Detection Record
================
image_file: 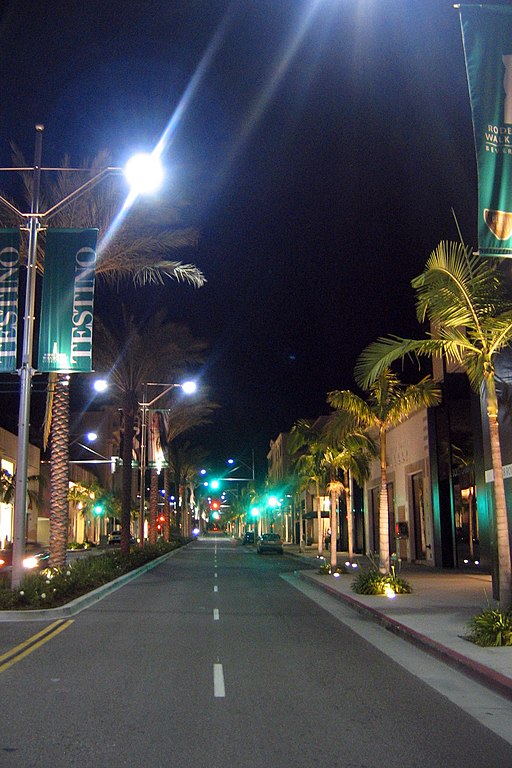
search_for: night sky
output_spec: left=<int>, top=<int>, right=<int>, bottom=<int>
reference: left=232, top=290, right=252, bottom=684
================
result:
left=0, top=0, right=504, bottom=475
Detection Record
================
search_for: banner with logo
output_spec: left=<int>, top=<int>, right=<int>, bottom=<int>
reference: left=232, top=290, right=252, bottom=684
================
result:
left=459, top=5, right=512, bottom=257
left=0, top=229, right=20, bottom=372
left=147, top=409, right=171, bottom=469
left=38, top=228, right=98, bottom=372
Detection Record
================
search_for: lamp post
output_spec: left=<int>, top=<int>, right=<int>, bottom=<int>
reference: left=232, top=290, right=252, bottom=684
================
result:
left=227, top=452, right=255, bottom=481
left=0, top=125, right=163, bottom=586
left=138, top=380, right=196, bottom=546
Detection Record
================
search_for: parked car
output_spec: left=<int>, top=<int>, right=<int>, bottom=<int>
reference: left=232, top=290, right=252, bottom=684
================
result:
left=257, top=533, right=283, bottom=555
left=242, top=531, right=255, bottom=545
left=108, top=531, right=136, bottom=546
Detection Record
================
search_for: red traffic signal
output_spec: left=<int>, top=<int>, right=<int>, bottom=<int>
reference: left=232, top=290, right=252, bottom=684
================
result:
left=211, top=500, right=220, bottom=510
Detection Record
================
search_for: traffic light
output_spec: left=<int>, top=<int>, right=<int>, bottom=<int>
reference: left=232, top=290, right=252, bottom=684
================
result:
left=93, top=503, right=104, bottom=516
left=210, top=479, right=220, bottom=490
left=211, top=500, right=220, bottom=511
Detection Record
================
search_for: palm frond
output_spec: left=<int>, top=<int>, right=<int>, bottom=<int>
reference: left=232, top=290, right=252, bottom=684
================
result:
left=326, top=389, right=375, bottom=427
left=354, top=336, right=446, bottom=389
left=412, top=240, right=502, bottom=333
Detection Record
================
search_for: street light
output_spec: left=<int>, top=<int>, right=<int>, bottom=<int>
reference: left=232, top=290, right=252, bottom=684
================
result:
left=138, top=380, right=197, bottom=545
left=227, top=453, right=255, bottom=481
left=0, top=125, right=163, bottom=586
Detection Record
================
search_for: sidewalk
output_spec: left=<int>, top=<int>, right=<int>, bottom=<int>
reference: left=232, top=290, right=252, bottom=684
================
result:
left=282, top=544, right=512, bottom=702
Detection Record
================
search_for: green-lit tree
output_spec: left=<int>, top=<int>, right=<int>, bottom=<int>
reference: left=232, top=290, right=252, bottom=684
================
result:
left=328, top=370, right=441, bottom=574
left=289, top=419, right=327, bottom=556
left=355, top=241, right=512, bottom=605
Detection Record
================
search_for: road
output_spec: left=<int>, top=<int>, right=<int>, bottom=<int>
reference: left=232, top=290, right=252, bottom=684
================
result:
left=1, top=535, right=511, bottom=767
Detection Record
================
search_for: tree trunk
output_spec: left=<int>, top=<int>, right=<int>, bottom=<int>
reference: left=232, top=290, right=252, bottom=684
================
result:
left=163, top=468, right=171, bottom=541
left=316, top=480, right=323, bottom=556
left=299, top=497, right=305, bottom=552
left=379, top=427, right=390, bottom=574
left=330, top=486, right=337, bottom=570
left=49, top=374, right=70, bottom=569
left=121, top=393, right=137, bottom=554
left=347, top=470, right=354, bottom=561
left=149, top=469, right=158, bottom=544
left=181, top=484, right=188, bottom=536
left=485, top=375, right=512, bottom=607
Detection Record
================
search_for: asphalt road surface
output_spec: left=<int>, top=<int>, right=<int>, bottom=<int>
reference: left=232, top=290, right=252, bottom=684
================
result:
left=1, top=534, right=511, bottom=767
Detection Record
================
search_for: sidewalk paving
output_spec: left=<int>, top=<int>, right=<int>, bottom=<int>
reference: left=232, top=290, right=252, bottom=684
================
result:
left=282, top=544, right=512, bottom=702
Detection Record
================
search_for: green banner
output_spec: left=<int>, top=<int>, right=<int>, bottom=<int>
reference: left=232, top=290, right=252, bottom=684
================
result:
left=38, top=228, right=98, bottom=372
left=459, top=5, right=512, bottom=257
left=0, top=229, right=20, bottom=372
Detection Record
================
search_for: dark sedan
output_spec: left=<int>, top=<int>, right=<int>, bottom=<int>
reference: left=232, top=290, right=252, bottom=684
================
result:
left=256, top=533, right=283, bottom=555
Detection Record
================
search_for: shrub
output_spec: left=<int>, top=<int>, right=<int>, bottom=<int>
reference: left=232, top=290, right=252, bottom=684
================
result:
left=466, top=608, right=512, bottom=647
left=351, top=569, right=412, bottom=596
left=0, top=538, right=184, bottom=611
left=318, top=561, right=343, bottom=576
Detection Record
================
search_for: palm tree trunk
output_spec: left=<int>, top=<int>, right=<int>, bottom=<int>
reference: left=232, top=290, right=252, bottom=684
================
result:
left=347, top=470, right=354, bottom=561
left=163, top=467, right=171, bottom=541
left=330, top=485, right=337, bottom=570
left=485, top=375, right=512, bottom=607
left=316, top=480, right=323, bottom=556
left=49, top=374, right=70, bottom=569
left=121, top=394, right=137, bottom=554
left=299, top=496, right=305, bottom=552
left=379, top=427, right=390, bottom=574
left=149, top=469, right=158, bottom=544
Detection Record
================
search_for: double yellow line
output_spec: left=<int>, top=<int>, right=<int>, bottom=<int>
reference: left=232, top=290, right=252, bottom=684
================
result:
left=0, top=619, right=74, bottom=674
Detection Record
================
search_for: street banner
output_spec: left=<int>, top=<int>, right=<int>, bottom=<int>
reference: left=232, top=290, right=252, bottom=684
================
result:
left=38, top=228, right=98, bottom=372
left=147, top=409, right=171, bottom=469
left=459, top=4, right=512, bottom=257
left=0, top=229, right=20, bottom=372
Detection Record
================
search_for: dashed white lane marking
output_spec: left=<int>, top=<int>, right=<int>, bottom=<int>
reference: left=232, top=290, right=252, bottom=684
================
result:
left=213, top=608, right=220, bottom=620
left=213, top=663, right=225, bottom=697
left=214, top=572, right=218, bottom=578
left=214, top=585, right=218, bottom=592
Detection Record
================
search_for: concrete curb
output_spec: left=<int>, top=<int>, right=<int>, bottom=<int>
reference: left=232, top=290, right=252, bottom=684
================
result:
left=298, top=570, right=512, bottom=703
left=0, top=546, right=185, bottom=623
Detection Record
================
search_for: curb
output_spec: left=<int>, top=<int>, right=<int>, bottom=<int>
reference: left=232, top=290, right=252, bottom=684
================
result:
left=0, top=546, right=185, bottom=623
left=298, top=570, right=512, bottom=703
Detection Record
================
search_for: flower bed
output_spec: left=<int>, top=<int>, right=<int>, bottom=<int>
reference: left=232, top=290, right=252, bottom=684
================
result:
left=0, top=539, right=187, bottom=610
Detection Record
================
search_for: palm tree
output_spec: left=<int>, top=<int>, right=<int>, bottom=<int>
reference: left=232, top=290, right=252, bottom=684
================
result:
left=28, top=150, right=206, bottom=567
left=355, top=241, right=512, bottom=605
left=289, top=419, right=327, bottom=557
left=155, top=396, right=218, bottom=541
left=0, top=469, right=40, bottom=547
left=166, top=441, right=207, bottom=536
left=93, top=309, right=207, bottom=553
left=321, top=418, right=377, bottom=565
left=328, top=369, right=441, bottom=574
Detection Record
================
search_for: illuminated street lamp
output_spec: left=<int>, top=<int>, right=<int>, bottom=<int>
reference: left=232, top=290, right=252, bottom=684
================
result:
left=0, top=125, right=164, bottom=586
left=226, top=453, right=255, bottom=481
left=138, top=380, right=197, bottom=545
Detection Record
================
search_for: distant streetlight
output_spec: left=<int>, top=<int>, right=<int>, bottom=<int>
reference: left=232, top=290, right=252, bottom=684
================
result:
left=226, top=452, right=255, bottom=481
left=0, top=125, right=164, bottom=586
left=138, top=380, right=197, bottom=545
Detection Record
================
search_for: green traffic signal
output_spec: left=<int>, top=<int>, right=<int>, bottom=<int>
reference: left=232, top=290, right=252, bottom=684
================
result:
left=94, top=504, right=104, bottom=516
left=210, top=479, right=220, bottom=490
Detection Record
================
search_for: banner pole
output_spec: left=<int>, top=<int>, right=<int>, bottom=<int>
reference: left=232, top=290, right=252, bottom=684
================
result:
left=12, top=125, right=44, bottom=588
